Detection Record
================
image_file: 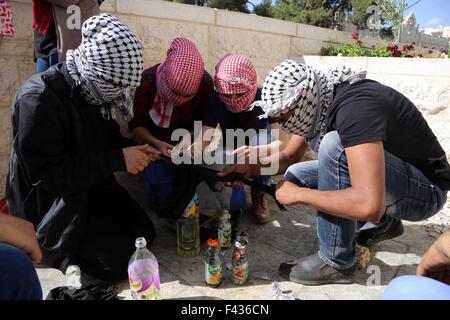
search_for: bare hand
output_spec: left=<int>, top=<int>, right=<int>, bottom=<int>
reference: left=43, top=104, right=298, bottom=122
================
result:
left=171, top=138, right=191, bottom=158
left=0, top=214, right=42, bottom=264
left=232, top=146, right=257, bottom=164
left=154, top=140, right=174, bottom=158
left=417, top=232, right=450, bottom=285
left=123, top=145, right=159, bottom=174
left=275, top=180, right=301, bottom=206
left=218, top=164, right=254, bottom=188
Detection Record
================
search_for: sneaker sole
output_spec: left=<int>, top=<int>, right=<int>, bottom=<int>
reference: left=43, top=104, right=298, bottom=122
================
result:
left=289, top=274, right=354, bottom=286
left=280, top=264, right=355, bottom=286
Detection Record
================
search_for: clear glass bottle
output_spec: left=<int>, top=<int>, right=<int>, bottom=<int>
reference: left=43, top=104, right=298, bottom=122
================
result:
left=177, top=194, right=200, bottom=257
left=128, top=237, right=161, bottom=300
left=205, top=238, right=223, bottom=287
left=217, top=209, right=232, bottom=250
left=231, top=231, right=249, bottom=285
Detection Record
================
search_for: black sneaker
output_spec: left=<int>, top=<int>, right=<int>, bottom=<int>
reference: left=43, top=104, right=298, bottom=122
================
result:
left=279, top=253, right=355, bottom=286
left=357, top=215, right=404, bottom=247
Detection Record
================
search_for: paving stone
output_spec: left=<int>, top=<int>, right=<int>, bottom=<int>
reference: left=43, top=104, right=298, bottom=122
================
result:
left=392, top=221, right=437, bottom=251
left=393, top=246, right=424, bottom=279
left=35, top=266, right=67, bottom=299
left=36, top=172, right=439, bottom=300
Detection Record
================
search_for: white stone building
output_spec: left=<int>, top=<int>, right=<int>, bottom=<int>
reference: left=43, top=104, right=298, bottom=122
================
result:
left=400, top=12, right=449, bottom=51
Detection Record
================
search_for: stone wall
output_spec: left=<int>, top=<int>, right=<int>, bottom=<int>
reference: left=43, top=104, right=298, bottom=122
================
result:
left=0, top=0, right=449, bottom=197
left=0, top=1, right=35, bottom=198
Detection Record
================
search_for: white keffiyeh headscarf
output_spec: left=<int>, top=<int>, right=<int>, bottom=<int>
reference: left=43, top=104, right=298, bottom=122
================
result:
left=251, top=60, right=367, bottom=151
left=66, top=13, right=144, bottom=120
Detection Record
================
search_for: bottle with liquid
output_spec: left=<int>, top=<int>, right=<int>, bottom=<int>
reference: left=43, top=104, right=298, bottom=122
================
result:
left=205, top=238, right=223, bottom=287
left=177, top=194, right=200, bottom=257
left=128, top=237, right=161, bottom=300
left=217, top=209, right=232, bottom=250
left=231, top=231, right=249, bottom=285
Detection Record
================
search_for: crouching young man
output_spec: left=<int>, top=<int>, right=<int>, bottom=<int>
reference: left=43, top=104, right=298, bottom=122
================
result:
left=6, top=14, right=160, bottom=282
left=220, top=60, right=450, bottom=285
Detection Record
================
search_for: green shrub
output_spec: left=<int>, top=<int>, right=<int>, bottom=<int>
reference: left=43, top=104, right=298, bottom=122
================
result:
left=320, top=32, right=444, bottom=58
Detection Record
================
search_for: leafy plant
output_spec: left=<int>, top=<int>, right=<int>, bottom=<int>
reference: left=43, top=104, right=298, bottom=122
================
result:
left=320, top=32, right=440, bottom=58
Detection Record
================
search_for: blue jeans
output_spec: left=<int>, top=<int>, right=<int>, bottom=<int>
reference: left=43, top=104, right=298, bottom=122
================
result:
left=35, top=53, right=59, bottom=73
left=143, top=159, right=246, bottom=211
left=285, top=131, right=447, bottom=269
left=382, top=276, right=450, bottom=300
left=0, top=243, right=43, bottom=300
left=143, top=129, right=272, bottom=211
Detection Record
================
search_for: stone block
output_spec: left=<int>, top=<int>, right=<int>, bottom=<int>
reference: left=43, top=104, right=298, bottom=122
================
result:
left=0, top=57, right=20, bottom=106
left=0, top=153, right=8, bottom=198
left=117, top=0, right=215, bottom=25
left=208, top=26, right=291, bottom=71
left=10, top=1, right=33, bottom=41
left=302, top=55, right=369, bottom=72
left=291, top=37, right=328, bottom=56
left=0, top=105, right=11, bottom=154
left=17, top=56, right=35, bottom=84
left=118, top=15, right=209, bottom=65
left=100, top=0, right=115, bottom=12
left=0, top=38, right=33, bottom=57
left=297, top=24, right=351, bottom=45
left=216, top=10, right=297, bottom=36
left=367, top=57, right=450, bottom=78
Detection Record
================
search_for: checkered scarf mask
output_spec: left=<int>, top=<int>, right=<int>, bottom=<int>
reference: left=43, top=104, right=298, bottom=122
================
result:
left=252, top=60, right=366, bottom=150
left=66, top=13, right=144, bottom=120
left=150, top=38, right=204, bottom=128
left=214, top=54, right=257, bottom=113
left=0, top=0, right=15, bottom=36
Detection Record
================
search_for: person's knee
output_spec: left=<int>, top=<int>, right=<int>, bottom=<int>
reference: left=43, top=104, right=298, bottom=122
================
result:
left=0, top=244, right=34, bottom=276
left=318, top=132, right=343, bottom=161
left=381, top=275, right=450, bottom=300
left=0, top=244, right=43, bottom=300
left=284, top=161, right=318, bottom=187
left=284, top=164, right=304, bottom=184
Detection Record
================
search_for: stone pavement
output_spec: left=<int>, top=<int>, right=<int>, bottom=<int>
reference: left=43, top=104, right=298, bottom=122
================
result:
left=36, top=172, right=450, bottom=300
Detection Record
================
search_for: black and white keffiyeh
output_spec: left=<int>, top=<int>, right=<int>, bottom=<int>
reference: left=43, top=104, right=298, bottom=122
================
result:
left=66, top=13, right=144, bottom=119
left=251, top=60, right=366, bottom=151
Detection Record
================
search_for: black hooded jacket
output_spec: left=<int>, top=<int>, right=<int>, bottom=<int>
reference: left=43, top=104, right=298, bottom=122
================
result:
left=6, top=63, right=139, bottom=271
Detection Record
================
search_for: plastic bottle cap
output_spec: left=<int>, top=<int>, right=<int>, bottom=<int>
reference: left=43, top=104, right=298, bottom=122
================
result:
left=135, top=237, right=147, bottom=248
left=207, top=238, right=219, bottom=247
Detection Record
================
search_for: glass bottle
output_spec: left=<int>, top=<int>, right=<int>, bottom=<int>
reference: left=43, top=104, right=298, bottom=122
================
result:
left=177, top=194, right=200, bottom=257
left=128, top=237, right=161, bottom=300
left=231, top=231, right=249, bottom=285
left=205, top=238, right=223, bottom=287
left=217, top=209, right=232, bottom=250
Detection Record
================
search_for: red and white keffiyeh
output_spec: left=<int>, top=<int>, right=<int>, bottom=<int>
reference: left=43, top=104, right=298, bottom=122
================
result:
left=0, top=0, right=15, bottom=37
left=150, top=37, right=204, bottom=128
left=214, top=54, right=257, bottom=113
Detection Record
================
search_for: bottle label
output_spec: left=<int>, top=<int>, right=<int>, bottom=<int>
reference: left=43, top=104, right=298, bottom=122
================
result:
left=232, top=262, right=249, bottom=285
left=218, top=227, right=232, bottom=249
left=205, top=262, right=222, bottom=285
left=128, top=258, right=161, bottom=300
left=183, top=195, right=200, bottom=218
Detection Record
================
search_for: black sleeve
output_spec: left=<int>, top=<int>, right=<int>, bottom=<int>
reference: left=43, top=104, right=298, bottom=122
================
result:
left=335, top=96, right=388, bottom=148
left=202, top=92, right=220, bottom=129
left=108, top=120, right=137, bottom=149
left=17, top=93, right=126, bottom=197
left=194, top=72, right=214, bottom=121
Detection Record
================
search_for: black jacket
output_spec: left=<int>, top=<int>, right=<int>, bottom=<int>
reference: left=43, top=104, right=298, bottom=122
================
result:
left=6, top=64, right=135, bottom=270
